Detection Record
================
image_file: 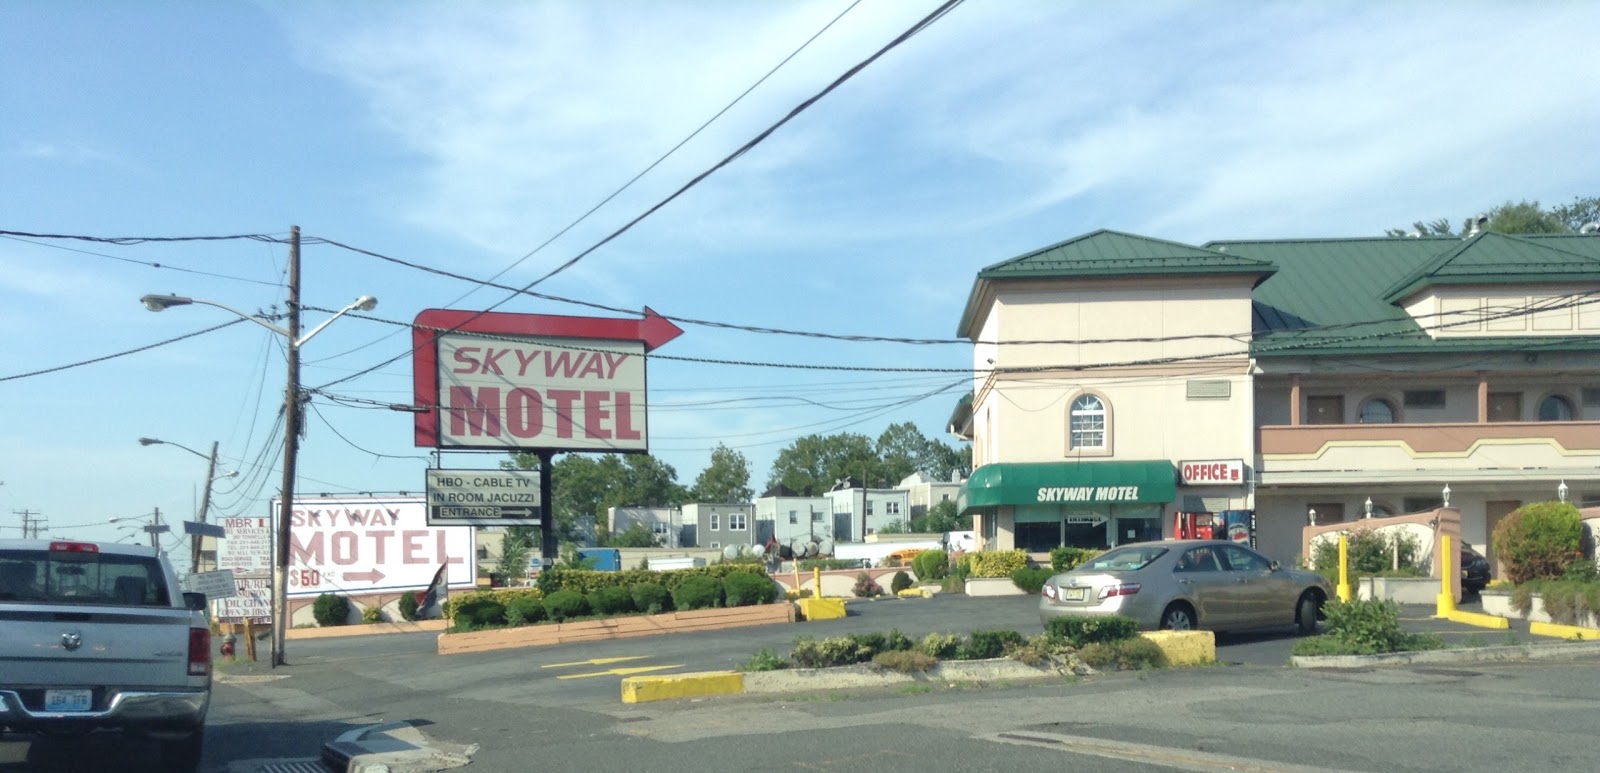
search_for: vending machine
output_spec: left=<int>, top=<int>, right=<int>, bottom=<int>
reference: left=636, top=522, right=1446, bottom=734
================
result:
left=1174, top=510, right=1255, bottom=546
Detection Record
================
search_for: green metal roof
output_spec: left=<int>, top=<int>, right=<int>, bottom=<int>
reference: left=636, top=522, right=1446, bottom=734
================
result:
left=1207, top=234, right=1600, bottom=357
left=1380, top=232, right=1600, bottom=303
left=958, top=230, right=1277, bottom=336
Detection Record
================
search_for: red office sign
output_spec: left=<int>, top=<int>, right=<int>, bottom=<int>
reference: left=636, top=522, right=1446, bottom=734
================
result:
left=412, top=308, right=681, bottom=452
left=1178, top=459, right=1245, bottom=486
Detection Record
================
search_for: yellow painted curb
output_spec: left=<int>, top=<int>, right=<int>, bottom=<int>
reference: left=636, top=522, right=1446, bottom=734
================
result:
left=1530, top=621, right=1600, bottom=640
left=1443, top=610, right=1511, bottom=630
left=895, top=588, right=931, bottom=599
left=1139, top=630, right=1215, bottom=666
left=621, top=671, right=744, bottom=704
left=797, top=597, right=847, bottom=621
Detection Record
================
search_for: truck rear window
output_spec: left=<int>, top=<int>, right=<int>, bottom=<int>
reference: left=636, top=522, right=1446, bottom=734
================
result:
left=0, top=549, right=171, bottom=607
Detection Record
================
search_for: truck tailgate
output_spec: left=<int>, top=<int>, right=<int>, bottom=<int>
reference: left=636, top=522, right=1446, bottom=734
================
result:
left=0, top=603, right=204, bottom=689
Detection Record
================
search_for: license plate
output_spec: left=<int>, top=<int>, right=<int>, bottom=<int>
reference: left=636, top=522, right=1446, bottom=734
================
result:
left=44, top=689, right=93, bottom=712
left=1063, top=587, right=1087, bottom=601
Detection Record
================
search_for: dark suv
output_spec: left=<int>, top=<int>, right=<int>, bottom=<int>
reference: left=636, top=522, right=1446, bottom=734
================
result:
left=1461, top=545, right=1491, bottom=594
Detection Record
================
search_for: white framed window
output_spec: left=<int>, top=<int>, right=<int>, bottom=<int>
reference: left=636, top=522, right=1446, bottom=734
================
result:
left=1069, top=394, right=1107, bottom=449
left=866, top=501, right=874, bottom=515
left=710, top=513, right=720, bottom=531
left=788, top=510, right=797, bottom=524
left=887, top=502, right=900, bottom=515
left=710, top=542, right=720, bottom=550
left=812, top=510, right=824, bottom=522
left=729, top=513, right=747, bottom=531
left=651, top=522, right=669, bottom=536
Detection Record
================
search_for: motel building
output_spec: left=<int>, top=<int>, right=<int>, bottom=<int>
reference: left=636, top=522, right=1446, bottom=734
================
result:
left=951, top=228, right=1600, bottom=572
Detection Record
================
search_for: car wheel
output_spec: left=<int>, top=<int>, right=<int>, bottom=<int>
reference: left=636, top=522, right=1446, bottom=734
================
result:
left=1160, top=603, right=1196, bottom=631
left=1296, top=592, right=1321, bottom=636
left=159, top=730, right=204, bottom=773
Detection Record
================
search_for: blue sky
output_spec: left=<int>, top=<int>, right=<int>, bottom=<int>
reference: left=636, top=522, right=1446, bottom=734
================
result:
left=3, top=1, right=1598, bottom=559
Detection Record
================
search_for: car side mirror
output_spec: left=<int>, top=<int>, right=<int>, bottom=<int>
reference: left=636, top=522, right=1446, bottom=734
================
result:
left=1269, top=561, right=1281, bottom=572
left=183, top=592, right=207, bottom=611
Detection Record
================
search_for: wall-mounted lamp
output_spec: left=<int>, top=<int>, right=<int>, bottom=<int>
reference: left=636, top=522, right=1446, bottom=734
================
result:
left=1558, top=480, right=1569, bottom=503
left=1307, top=508, right=1317, bottom=526
left=1364, top=497, right=1374, bottom=518
left=1441, top=484, right=1451, bottom=509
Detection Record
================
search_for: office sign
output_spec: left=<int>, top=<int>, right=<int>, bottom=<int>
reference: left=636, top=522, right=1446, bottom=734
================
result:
left=425, top=468, right=542, bottom=526
left=1178, top=459, right=1245, bottom=486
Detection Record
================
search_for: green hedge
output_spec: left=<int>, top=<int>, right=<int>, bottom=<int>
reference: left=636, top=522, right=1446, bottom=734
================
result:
left=1049, top=546, right=1101, bottom=572
left=724, top=572, right=779, bottom=607
left=1010, top=567, right=1053, bottom=594
left=536, top=565, right=769, bottom=595
left=673, top=575, right=725, bottom=610
left=912, top=549, right=948, bottom=580
left=1046, top=615, right=1139, bottom=647
left=1493, top=501, right=1585, bottom=583
left=963, top=550, right=1030, bottom=578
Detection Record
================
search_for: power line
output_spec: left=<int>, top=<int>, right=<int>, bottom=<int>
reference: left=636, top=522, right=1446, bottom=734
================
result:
left=0, top=229, right=287, bottom=246
left=0, top=234, right=284, bottom=287
left=0, top=318, right=248, bottom=382
left=306, top=0, right=968, bottom=390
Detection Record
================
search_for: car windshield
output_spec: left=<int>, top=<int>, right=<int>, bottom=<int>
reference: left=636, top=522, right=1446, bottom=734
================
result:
left=1080, top=545, right=1168, bottom=572
left=0, top=548, right=171, bottom=607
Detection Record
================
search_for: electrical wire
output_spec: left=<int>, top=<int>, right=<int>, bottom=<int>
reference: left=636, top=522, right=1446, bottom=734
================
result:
left=307, top=0, right=968, bottom=391
left=0, top=319, right=248, bottom=382
left=0, top=234, right=284, bottom=287
left=0, top=229, right=287, bottom=245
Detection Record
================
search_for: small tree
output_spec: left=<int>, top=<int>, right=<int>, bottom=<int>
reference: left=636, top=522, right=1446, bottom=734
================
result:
left=1493, top=501, right=1584, bottom=583
left=312, top=593, right=351, bottom=627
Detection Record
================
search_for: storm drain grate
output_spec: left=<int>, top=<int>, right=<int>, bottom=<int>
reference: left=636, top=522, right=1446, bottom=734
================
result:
left=255, top=760, right=331, bottom=773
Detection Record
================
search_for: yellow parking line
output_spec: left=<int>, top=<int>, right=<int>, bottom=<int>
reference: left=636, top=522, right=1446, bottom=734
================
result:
left=543, top=656, right=649, bottom=669
left=558, top=664, right=684, bottom=680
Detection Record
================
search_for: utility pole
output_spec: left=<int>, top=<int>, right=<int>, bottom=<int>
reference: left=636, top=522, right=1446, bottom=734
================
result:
left=192, top=441, right=220, bottom=573
left=150, top=507, right=162, bottom=549
left=272, top=226, right=303, bottom=668
left=15, top=509, right=43, bottom=539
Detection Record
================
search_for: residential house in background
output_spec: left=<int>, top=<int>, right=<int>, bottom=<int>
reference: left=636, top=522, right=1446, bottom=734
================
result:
left=822, top=478, right=912, bottom=540
left=607, top=505, right=684, bottom=548
left=954, top=228, right=1600, bottom=575
left=899, top=471, right=965, bottom=521
left=682, top=502, right=758, bottom=550
left=756, top=485, right=833, bottom=552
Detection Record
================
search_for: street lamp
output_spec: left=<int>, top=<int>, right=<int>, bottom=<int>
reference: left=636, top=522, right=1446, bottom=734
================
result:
left=1558, top=480, right=1569, bottom=503
left=139, top=437, right=237, bottom=573
left=141, top=227, right=375, bottom=667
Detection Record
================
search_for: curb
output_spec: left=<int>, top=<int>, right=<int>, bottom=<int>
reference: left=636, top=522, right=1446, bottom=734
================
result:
left=619, top=659, right=1060, bottom=704
left=321, top=721, right=475, bottom=773
left=1291, top=639, right=1600, bottom=669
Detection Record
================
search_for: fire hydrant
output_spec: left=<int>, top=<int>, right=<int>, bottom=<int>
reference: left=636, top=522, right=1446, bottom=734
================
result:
left=220, top=635, right=236, bottom=662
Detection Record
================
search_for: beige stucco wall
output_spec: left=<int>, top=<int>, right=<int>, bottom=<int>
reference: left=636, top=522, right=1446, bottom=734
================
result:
left=1403, top=283, right=1600, bottom=338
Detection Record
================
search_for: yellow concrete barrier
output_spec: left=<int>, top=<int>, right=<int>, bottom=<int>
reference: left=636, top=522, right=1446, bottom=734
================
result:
left=895, top=588, right=931, bottom=599
left=797, top=597, right=847, bottom=621
left=621, top=671, right=744, bottom=704
left=1139, top=630, right=1215, bottom=666
left=1444, top=610, right=1510, bottom=630
left=1530, top=621, right=1600, bottom=640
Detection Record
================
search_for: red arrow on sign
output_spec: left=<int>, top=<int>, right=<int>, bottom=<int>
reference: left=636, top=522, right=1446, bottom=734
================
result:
left=410, top=307, right=684, bottom=447
left=343, top=569, right=386, bottom=584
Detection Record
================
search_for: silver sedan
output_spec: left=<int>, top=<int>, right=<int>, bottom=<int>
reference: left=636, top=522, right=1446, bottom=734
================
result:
left=1038, top=540, right=1332, bottom=634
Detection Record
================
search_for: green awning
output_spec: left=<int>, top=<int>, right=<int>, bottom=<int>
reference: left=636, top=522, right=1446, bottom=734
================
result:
left=959, top=461, right=1176, bottom=514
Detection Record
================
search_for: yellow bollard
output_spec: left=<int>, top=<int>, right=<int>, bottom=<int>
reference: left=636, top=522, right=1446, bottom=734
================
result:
left=1336, top=534, right=1352, bottom=602
left=1436, top=534, right=1457, bottom=616
left=813, top=567, right=822, bottom=599
left=793, top=564, right=802, bottom=597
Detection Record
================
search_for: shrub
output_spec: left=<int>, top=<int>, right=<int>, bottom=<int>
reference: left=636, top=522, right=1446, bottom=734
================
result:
left=912, top=549, right=948, bottom=581
left=587, top=586, right=635, bottom=616
left=917, top=632, right=960, bottom=659
left=1518, top=578, right=1600, bottom=626
left=506, top=595, right=546, bottom=626
left=890, top=571, right=914, bottom=595
left=1320, top=598, right=1408, bottom=654
left=454, top=598, right=506, bottom=628
left=852, top=572, right=884, bottom=598
left=1309, top=528, right=1424, bottom=580
left=799, top=558, right=864, bottom=571
left=956, top=629, right=1024, bottom=660
left=1046, top=615, right=1140, bottom=647
left=673, top=575, right=725, bottom=611
left=538, top=565, right=770, bottom=595
left=873, top=650, right=937, bottom=674
left=724, top=572, right=778, bottom=607
left=1049, top=546, right=1101, bottom=572
left=398, top=591, right=419, bottom=621
left=312, top=594, right=351, bottom=627
left=542, top=590, right=591, bottom=622
left=1006, top=633, right=1076, bottom=669
left=361, top=605, right=382, bottom=624
left=740, top=648, right=786, bottom=672
left=883, top=628, right=915, bottom=652
left=1010, top=567, right=1053, bottom=594
left=442, top=588, right=543, bottom=620
left=1493, top=501, right=1584, bottom=583
left=963, top=550, right=1030, bottom=579
left=791, top=636, right=874, bottom=668
left=630, top=583, right=673, bottom=615
left=1079, top=638, right=1166, bottom=670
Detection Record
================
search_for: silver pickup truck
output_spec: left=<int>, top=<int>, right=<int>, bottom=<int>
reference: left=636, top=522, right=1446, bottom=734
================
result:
left=0, top=539, right=212, bottom=771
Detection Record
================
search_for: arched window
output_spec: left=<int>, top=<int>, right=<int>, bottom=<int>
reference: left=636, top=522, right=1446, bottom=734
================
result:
left=1069, top=394, right=1107, bottom=450
left=1538, top=395, right=1575, bottom=421
left=1359, top=398, right=1397, bottom=424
